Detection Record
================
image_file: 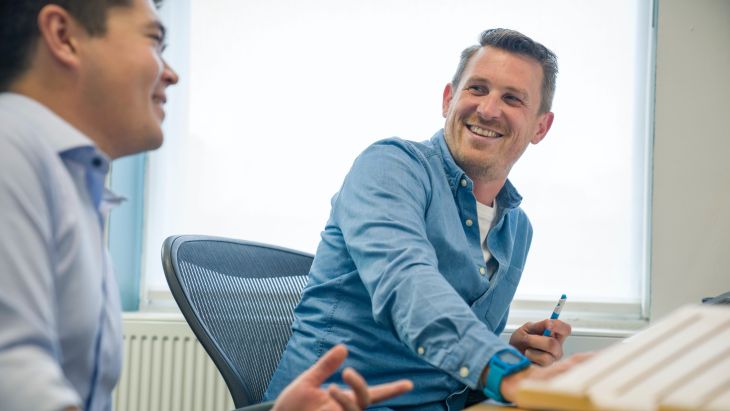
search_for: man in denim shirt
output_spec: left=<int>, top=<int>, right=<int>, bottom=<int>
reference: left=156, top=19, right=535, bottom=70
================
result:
left=266, top=28, right=573, bottom=409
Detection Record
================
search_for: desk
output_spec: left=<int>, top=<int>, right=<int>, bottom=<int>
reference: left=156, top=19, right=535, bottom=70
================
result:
left=465, top=305, right=730, bottom=411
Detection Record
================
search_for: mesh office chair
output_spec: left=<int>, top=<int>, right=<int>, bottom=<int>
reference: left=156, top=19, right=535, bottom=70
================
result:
left=162, top=235, right=313, bottom=410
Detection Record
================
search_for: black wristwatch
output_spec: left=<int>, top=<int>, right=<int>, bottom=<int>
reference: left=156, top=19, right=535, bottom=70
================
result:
left=482, top=349, right=530, bottom=402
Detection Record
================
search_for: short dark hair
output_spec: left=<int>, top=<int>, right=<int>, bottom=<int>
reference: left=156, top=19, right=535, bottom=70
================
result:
left=451, top=28, right=558, bottom=113
left=0, top=0, right=162, bottom=91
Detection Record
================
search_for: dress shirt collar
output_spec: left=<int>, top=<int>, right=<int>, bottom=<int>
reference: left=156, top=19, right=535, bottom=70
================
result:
left=431, top=128, right=523, bottom=209
left=1, top=93, right=100, bottom=155
left=0, top=92, right=122, bottom=210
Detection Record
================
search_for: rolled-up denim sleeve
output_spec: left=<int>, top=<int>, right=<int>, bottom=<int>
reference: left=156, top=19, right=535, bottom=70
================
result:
left=332, top=141, right=512, bottom=388
left=0, top=139, right=81, bottom=411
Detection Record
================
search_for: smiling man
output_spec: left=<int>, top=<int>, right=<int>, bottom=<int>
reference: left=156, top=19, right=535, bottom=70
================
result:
left=0, top=1, right=177, bottom=410
left=265, top=29, right=571, bottom=410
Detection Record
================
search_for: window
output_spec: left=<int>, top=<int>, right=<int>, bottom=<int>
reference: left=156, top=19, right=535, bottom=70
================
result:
left=116, top=0, right=655, bottom=327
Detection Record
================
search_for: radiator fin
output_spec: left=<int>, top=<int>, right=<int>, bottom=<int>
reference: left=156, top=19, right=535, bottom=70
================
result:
left=113, top=318, right=236, bottom=411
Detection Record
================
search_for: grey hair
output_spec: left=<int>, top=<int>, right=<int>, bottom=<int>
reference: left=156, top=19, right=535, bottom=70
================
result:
left=451, top=28, right=558, bottom=113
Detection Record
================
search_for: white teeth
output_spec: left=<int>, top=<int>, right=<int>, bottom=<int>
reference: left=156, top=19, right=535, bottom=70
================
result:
left=469, top=125, right=500, bottom=137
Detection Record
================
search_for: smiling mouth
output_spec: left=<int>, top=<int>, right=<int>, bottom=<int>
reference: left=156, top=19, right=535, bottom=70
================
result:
left=468, top=124, right=503, bottom=138
left=151, top=96, right=166, bottom=120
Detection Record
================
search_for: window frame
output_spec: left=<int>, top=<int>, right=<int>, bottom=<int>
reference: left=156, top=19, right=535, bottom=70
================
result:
left=109, top=0, right=658, bottom=337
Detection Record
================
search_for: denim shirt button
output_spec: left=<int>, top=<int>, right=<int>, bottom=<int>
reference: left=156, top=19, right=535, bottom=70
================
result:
left=479, top=266, right=486, bottom=275
left=417, top=346, right=425, bottom=355
left=459, top=366, right=470, bottom=378
left=465, top=218, right=473, bottom=227
left=460, top=178, right=467, bottom=187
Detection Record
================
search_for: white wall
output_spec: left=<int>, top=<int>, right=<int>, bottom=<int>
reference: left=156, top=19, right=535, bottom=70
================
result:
left=651, top=0, right=730, bottom=320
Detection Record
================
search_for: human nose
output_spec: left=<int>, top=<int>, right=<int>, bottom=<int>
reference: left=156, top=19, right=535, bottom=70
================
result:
left=477, top=94, right=502, bottom=121
left=161, top=59, right=179, bottom=86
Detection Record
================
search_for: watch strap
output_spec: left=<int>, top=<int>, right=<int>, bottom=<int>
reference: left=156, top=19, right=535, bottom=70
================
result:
left=483, top=349, right=530, bottom=403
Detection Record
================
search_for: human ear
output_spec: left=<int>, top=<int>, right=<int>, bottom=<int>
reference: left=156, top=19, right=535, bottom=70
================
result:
left=442, top=83, right=454, bottom=118
left=531, top=111, right=554, bottom=145
left=36, top=4, right=86, bottom=69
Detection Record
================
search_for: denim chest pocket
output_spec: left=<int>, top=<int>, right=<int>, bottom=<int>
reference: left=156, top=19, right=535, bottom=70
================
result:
left=471, top=265, right=522, bottom=331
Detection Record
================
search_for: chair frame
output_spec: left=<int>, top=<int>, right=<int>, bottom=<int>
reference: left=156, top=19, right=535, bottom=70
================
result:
left=162, top=234, right=313, bottom=409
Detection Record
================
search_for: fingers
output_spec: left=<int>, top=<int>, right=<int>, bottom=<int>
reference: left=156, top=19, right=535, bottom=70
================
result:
left=331, top=369, right=413, bottom=410
left=513, top=319, right=571, bottom=365
left=367, top=379, right=414, bottom=403
left=524, top=346, right=560, bottom=366
left=304, top=344, right=349, bottom=385
left=522, top=321, right=543, bottom=335
left=516, top=319, right=571, bottom=341
left=509, top=322, right=532, bottom=353
left=305, top=344, right=413, bottom=410
left=526, top=352, right=594, bottom=381
left=564, top=351, right=595, bottom=365
left=521, top=330, right=566, bottom=365
left=534, top=335, right=563, bottom=363
left=544, top=319, right=572, bottom=343
left=342, top=367, right=369, bottom=408
left=329, top=384, right=359, bottom=411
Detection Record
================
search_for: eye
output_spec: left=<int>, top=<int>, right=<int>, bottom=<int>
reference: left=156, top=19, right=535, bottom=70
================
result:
left=504, top=94, right=524, bottom=106
left=466, top=85, right=487, bottom=96
left=148, top=33, right=167, bottom=53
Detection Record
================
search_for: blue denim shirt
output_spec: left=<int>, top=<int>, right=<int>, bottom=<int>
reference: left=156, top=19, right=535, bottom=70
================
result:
left=265, top=130, right=532, bottom=410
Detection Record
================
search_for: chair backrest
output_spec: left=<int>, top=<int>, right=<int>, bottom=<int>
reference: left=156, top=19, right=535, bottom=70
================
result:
left=162, top=235, right=313, bottom=408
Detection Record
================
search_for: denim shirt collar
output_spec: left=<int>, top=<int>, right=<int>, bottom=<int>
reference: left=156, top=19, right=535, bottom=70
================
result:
left=431, top=128, right=523, bottom=210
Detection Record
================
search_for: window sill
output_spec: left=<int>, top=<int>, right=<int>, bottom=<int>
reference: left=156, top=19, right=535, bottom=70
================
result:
left=138, top=290, right=647, bottom=339
left=506, top=298, right=647, bottom=338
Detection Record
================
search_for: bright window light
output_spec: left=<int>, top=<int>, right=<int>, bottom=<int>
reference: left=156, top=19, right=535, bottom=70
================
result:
left=148, top=0, right=653, bottom=310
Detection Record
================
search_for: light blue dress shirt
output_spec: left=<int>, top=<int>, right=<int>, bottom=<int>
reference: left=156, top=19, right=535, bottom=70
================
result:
left=0, top=93, right=123, bottom=411
left=265, top=130, right=533, bottom=410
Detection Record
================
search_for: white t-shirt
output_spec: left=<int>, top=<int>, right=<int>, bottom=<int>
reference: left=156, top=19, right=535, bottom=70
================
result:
left=476, top=200, right=498, bottom=277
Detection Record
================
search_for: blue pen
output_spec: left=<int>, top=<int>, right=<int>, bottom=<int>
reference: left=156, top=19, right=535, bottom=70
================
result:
left=543, top=294, right=567, bottom=337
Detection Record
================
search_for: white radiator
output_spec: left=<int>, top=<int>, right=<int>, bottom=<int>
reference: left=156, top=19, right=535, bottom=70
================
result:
left=113, top=313, right=236, bottom=411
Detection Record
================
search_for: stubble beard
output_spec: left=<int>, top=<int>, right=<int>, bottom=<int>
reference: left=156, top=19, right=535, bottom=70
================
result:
left=455, top=150, right=506, bottom=184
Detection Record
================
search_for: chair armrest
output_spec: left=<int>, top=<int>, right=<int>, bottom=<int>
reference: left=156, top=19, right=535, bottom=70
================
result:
left=233, top=400, right=275, bottom=411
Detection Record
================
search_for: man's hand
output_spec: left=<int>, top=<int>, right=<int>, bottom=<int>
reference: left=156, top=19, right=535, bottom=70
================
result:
left=272, top=344, right=413, bottom=411
left=500, top=352, right=593, bottom=403
left=509, top=319, right=572, bottom=366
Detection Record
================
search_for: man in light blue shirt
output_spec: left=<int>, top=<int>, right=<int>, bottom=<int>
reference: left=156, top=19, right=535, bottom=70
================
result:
left=0, top=1, right=178, bottom=409
left=266, top=29, right=573, bottom=409
left=0, top=1, right=411, bottom=410
left=0, top=93, right=126, bottom=411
